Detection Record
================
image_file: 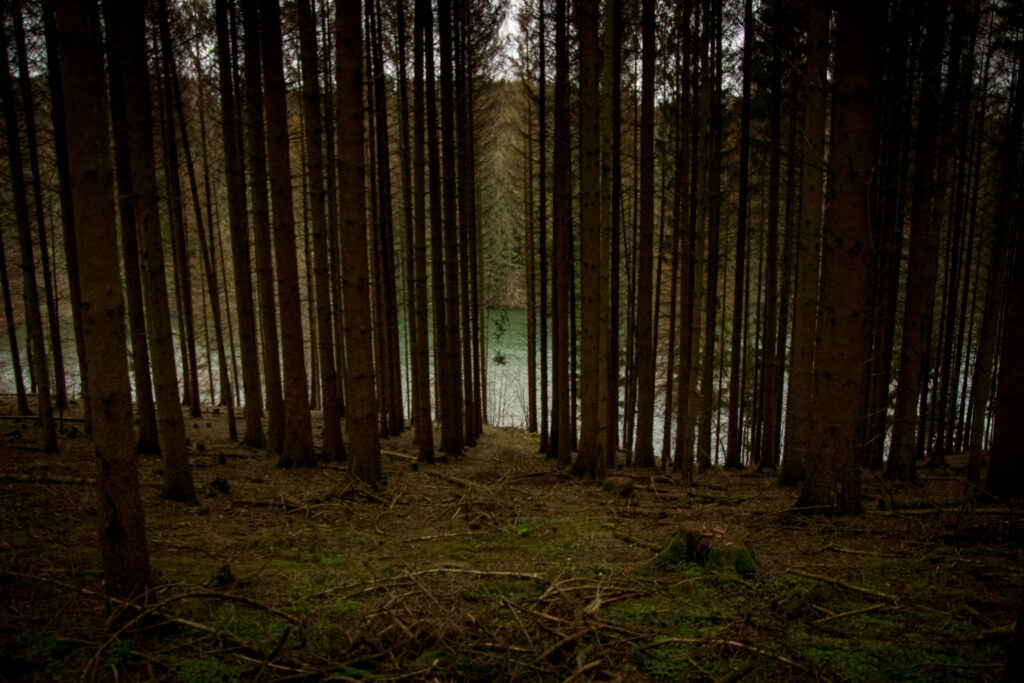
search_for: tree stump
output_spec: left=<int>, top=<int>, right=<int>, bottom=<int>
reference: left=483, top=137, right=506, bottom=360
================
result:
left=656, top=523, right=756, bottom=576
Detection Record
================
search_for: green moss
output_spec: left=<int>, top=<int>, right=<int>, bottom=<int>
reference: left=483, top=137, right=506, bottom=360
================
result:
left=637, top=643, right=695, bottom=680
left=163, top=655, right=240, bottom=683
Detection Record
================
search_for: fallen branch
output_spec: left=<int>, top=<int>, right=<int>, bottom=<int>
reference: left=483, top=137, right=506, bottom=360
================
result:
left=966, top=623, right=1015, bottom=641
left=613, top=534, right=661, bottom=553
left=425, top=470, right=489, bottom=490
left=824, top=544, right=901, bottom=559
left=644, top=637, right=810, bottom=672
left=787, top=568, right=898, bottom=603
left=329, top=566, right=545, bottom=598
left=813, top=602, right=890, bottom=624
left=382, top=449, right=416, bottom=462
left=0, top=472, right=96, bottom=486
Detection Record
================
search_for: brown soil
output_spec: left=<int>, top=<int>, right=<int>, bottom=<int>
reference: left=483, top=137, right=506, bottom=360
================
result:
left=0, top=395, right=1020, bottom=681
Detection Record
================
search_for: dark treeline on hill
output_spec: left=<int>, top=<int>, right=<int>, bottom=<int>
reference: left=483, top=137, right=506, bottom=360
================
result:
left=0, top=0, right=1023, bottom=619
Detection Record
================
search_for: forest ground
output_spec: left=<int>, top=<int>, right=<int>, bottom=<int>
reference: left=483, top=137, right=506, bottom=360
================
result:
left=0, top=395, right=1020, bottom=682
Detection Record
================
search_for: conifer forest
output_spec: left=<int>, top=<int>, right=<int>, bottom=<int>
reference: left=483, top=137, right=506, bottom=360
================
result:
left=1, top=0, right=1024, bottom=679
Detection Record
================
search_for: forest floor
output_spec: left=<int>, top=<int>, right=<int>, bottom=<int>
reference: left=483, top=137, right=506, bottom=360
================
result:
left=0, top=395, right=1021, bottom=682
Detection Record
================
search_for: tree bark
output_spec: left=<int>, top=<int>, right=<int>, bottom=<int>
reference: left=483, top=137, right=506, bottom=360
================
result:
left=573, top=0, right=603, bottom=479
left=259, top=0, right=314, bottom=468
left=780, top=0, right=827, bottom=486
left=0, top=21, right=58, bottom=454
left=53, top=0, right=151, bottom=599
left=241, top=0, right=285, bottom=452
left=797, top=0, right=884, bottom=514
left=214, top=0, right=266, bottom=448
left=13, top=0, right=67, bottom=412
left=111, top=0, right=196, bottom=504
left=412, top=0, right=434, bottom=462
left=101, top=0, right=160, bottom=454
left=886, top=0, right=946, bottom=482
left=725, top=0, right=753, bottom=470
left=336, top=0, right=382, bottom=482
left=633, top=0, right=657, bottom=467
left=297, top=0, right=344, bottom=462
left=41, top=0, right=90, bottom=430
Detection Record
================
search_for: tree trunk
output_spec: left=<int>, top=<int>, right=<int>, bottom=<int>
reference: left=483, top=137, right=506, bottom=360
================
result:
left=297, top=0, right=344, bottom=462
left=242, top=0, right=285, bottom=452
left=886, top=0, right=946, bottom=483
left=967, top=53, right=1023, bottom=486
left=573, top=0, right=604, bottom=479
left=41, top=0, right=90, bottom=431
left=412, top=0, right=434, bottom=462
left=426, top=0, right=453, bottom=456
left=725, top=0, right=753, bottom=470
left=797, top=0, right=884, bottom=514
left=101, top=0, right=160, bottom=454
left=0, top=23, right=58, bottom=454
left=260, top=0, right=315, bottom=468
left=214, top=0, right=266, bottom=449
left=111, top=0, right=196, bottom=504
left=757, top=0, right=783, bottom=471
left=53, top=0, right=151, bottom=599
left=438, top=0, right=464, bottom=456
left=13, top=0, right=66, bottom=412
left=673, top=0, right=693, bottom=479
left=539, top=3, right=550, bottom=456
left=698, top=0, right=722, bottom=472
left=336, top=0, right=382, bottom=482
left=156, top=21, right=201, bottom=420
left=780, top=0, right=827, bottom=486
left=552, top=0, right=571, bottom=467
left=633, top=0, right=657, bottom=467
left=0, top=224, right=29, bottom=414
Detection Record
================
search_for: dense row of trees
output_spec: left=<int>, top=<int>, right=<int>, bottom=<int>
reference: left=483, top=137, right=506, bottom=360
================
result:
left=512, top=0, right=1023, bottom=508
left=1, top=0, right=1023, bottom=601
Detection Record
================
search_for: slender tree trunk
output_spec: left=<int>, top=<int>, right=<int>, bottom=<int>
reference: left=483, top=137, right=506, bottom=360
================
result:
left=438, top=0, right=464, bottom=456
left=698, top=0, right=722, bottom=471
left=967, top=47, right=1023, bottom=486
left=102, top=0, right=160, bottom=454
left=0, top=224, right=29, bottom=414
left=425, top=0, right=453, bottom=456
left=160, top=1, right=236, bottom=437
left=41, top=0, right=90, bottom=430
left=673, top=0, right=694, bottom=478
left=242, top=0, right=285, bottom=452
left=0, top=24, right=57, bottom=454
left=412, top=0, right=434, bottom=462
left=886, top=0, right=946, bottom=482
left=214, top=0, right=266, bottom=449
left=780, top=0, right=827, bottom=486
left=552, top=0, right=571, bottom=466
left=336, top=0, right=382, bottom=482
left=725, top=0, right=753, bottom=470
left=758, top=0, right=783, bottom=471
left=455, top=4, right=478, bottom=445
left=539, top=3, right=550, bottom=455
left=297, top=0, right=344, bottom=461
left=112, top=0, right=196, bottom=504
left=260, top=0, right=315, bottom=468
left=157, top=20, right=202, bottom=420
left=573, top=0, right=603, bottom=478
left=633, top=0, right=657, bottom=467
left=525, top=95, right=538, bottom=434
left=13, top=1, right=66, bottom=412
